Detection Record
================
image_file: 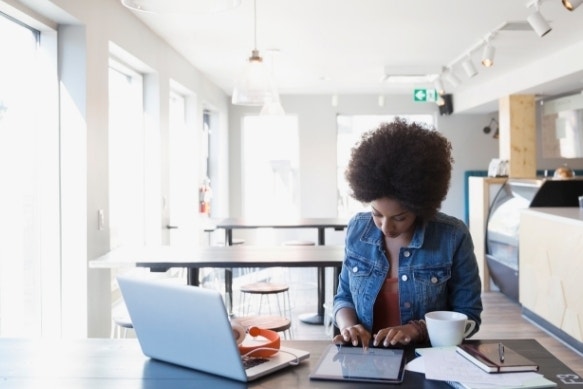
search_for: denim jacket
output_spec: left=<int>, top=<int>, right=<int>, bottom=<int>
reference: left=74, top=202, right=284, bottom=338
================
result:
left=333, top=211, right=482, bottom=335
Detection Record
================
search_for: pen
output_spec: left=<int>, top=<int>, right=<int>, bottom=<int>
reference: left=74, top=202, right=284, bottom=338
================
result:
left=498, top=342, right=505, bottom=363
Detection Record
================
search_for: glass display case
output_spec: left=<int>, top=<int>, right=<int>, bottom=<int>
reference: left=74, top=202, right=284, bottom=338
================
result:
left=485, top=178, right=583, bottom=301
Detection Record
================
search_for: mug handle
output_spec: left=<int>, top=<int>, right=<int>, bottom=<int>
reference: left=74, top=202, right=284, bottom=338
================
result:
left=463, top=320, right=476, bottom=338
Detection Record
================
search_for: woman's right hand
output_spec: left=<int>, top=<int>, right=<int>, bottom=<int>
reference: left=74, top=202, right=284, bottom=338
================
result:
left=333, top=324, right=372, bottom=349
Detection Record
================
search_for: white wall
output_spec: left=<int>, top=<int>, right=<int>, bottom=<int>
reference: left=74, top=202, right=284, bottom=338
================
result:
left=229, top=95, right=499, bottom=228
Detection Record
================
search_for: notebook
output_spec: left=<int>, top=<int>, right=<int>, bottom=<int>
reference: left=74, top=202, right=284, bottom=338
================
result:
left=456, top=342, right=539, bottom=373
left=117, top=276, right=309, bottom=382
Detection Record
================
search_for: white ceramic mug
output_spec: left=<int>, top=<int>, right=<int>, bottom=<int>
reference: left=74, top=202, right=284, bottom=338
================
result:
left=425, top=311, right=476, bottom=347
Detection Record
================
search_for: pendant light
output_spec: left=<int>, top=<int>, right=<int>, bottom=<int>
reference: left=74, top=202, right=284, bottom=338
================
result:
left=232, top=0, right=274, bottom=106
left=260, top=50, right=285, bottom=116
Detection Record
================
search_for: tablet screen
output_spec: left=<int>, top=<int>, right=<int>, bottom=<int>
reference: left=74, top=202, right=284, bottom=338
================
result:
left=310, top=344, right=406, bottom=384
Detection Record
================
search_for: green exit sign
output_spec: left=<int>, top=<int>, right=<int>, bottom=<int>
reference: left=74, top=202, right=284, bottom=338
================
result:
left=413, top=88, right=438, bottom=102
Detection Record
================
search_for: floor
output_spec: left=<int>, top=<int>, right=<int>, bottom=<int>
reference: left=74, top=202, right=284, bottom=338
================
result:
left=116, top=266, right=583, bottom=377
left=226, top=267, right=583, bottom=377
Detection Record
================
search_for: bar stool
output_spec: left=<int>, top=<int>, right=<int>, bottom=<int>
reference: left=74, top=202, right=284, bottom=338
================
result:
left=111, top=300, right=134, bottom=338
left=238, top=278, right=293, bottom=339
left=239, top=281, right=291, bottom=317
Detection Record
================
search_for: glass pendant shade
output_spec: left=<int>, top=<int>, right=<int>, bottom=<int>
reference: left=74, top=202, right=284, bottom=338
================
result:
left=260, top=93, right=285, bottom=116
left=232, top=50, right=274, bottom=106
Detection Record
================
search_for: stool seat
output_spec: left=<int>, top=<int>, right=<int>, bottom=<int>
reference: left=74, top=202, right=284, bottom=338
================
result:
left=282, top=240, right=315, bottom=246
left=235, top=315, right=291, bottom=334
left=240, top=282, right=289, bottom=295
left=111, top=314, right=134, bottom=338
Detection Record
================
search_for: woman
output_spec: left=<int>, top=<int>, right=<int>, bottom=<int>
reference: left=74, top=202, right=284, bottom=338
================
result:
left=332, top=118, right=482, bottom=348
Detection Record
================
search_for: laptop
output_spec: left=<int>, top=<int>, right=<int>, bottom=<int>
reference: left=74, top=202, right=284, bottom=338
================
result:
left=117, top=276, right=310, bottom=382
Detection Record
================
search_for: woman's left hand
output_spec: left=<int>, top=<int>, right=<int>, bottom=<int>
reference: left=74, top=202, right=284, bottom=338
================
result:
left=372, top=324, right=419, bottom=347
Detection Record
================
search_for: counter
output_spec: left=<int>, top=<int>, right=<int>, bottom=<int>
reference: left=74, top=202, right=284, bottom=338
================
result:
left=519, top=207, right=583, bottom=353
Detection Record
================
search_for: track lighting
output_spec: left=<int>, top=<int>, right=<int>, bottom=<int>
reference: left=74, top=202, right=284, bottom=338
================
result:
left=562, top=0, right=582, bottom=10
left=461, top=57, right=478, bottom=78
left=481, top=42, right=495, bottom=67
left=526, top=0, right=552, bottom=37
left=444, top=69, right=461, bottom=88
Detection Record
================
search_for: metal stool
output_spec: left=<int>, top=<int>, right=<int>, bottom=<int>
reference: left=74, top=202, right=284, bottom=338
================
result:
left=239, top=281, right=293, bottom=339
left=239, top=282, right=291, bottom=316
left=110, top=301, right=134, bottom=338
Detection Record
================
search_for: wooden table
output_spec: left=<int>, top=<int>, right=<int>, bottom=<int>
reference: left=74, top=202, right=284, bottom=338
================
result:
left=0, top=338, right=579, bottom=388
left=211, top=217, right=348, bottom=324
left=90, top=245, right=344, bottom=316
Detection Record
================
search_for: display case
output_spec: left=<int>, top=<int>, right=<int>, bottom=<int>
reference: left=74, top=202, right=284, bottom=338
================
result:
left=485, top=178, right=583, bottom=302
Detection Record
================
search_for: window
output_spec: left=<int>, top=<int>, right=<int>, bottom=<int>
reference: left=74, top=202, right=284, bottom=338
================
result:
left=0, top=13, right=60, bottom=336
left=108, top=60, right=147, bottom=248
left=168, top=88, right=199, bottom=245
left=337, top=115, right=434, bottom=217
left=242, top=116, right=299, bottom=219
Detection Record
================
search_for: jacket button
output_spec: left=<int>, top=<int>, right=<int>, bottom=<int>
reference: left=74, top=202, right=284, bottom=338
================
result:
left=352, top=266, right=358, bottom=273
left=401, top=275, right=408, bottom=281
left=403, top=251, right=411, bottom=258
left=431, top=276, right=438, bottom=283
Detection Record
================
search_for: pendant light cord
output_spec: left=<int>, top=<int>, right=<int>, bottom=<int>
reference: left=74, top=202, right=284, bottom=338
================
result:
left=253, top=0, right=258, bottom=50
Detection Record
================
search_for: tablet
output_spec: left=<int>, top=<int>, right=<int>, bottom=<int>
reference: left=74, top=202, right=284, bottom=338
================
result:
left=310, top=344, right=406, bottom=384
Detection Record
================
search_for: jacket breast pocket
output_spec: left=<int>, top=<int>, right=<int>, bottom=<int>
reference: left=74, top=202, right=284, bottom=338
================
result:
left=345, top=253, right=374, bottom=296
left=412, top=267, right=451, bottom=309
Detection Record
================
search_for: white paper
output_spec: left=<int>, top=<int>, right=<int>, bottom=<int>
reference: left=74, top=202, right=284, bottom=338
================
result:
left=418, top=347, right=544, bottom=387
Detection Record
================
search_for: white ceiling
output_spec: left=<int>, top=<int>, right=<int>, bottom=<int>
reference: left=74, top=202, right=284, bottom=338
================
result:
left=123, top=0, right=583, bottom=113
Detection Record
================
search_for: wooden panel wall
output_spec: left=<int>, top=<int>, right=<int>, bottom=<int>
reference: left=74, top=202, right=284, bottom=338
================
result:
left=498, top=95, right=537, bottom=178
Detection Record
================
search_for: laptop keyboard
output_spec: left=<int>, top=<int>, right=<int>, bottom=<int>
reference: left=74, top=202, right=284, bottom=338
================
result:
left=242, top=356, right=269, bottom=369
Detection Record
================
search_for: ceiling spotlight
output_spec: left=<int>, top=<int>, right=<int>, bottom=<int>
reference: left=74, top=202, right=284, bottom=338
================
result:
left=444, top=69, right=461, bottom=88
left=562, top=0, right=582, bottom=10
left=461, top=57, right=478, bottom=78
left=481, top=42, right=495, bottom=67
left=526, top=1, right=552, bottom=37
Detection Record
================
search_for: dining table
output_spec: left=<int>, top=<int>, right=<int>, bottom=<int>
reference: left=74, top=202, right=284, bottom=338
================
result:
left=1, top=337, right=578, bottom=388
left=209, top=217, right=349, bottom=325
left=89, top=244, right=345, bottom=321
